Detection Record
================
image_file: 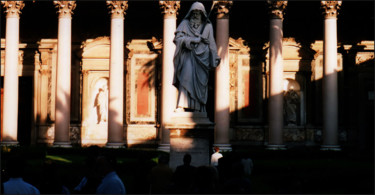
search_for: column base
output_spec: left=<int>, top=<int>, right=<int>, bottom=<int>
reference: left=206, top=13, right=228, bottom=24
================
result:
left=213, top=144, right=232, bottom=152
left=53, top=142, right=72, bottom=148
left=320, top=145, right=341, bottom=151
left=106, top=142, right=125, bottom=148
left=266, top=144, right=287, bottom=150
left=1, top=141, right=19, bottom=146
left=157, top=144, right=170, bottom=153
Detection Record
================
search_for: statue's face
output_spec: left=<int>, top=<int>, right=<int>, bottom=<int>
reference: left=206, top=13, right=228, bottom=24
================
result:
left=191, top=10, right=202, bottom=21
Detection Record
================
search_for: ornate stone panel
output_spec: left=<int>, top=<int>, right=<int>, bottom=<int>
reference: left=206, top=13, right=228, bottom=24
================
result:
left=129, top=54, right=157, bottom=122
left=81, top=37, right=110, bottom=146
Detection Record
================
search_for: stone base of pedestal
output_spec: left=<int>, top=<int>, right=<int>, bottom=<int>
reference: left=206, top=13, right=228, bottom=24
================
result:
left=320, top=145, right=341, bottom=151
left=157, top=143, right=171, bottom=153
left=1, top=141, right=19, bottom=146
left=53, top=142, right=72, bottom=148
left=167, top=112, right=214, bottom=170
left=266, top=144, right=287, bottom=150
left=213, top=143, right=232, bottom=152
left=105, top=143, right=126, bottom=148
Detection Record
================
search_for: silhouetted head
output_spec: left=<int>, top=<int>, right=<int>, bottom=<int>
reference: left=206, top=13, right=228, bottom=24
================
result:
left=95, top=155, right=116, bottom=177
left=214, top=146, right=220, bottom=153
left=158, top=155, right=169, bottom=165
left=6, top=155, right=25, bottom=178
left=183, top=153, right=192, bottom=165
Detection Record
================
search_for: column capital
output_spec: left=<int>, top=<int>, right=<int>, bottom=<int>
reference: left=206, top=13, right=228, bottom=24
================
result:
left=159, top=1, right=180, bottom=18
left=266, top=0, right=287, bottom=20
left=107, top=1, right=128, bottom=19
left=321, top=1, right=342, bottom=19
left=214, top=1, right=233, bottom=19
left=1, top=1, right=24, bottom=18
left=53, top=1, right=76, bottom=18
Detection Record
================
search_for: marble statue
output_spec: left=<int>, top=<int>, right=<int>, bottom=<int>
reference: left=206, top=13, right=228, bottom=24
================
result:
left=284, top=89, right=299, bottom=125
left=173, top=2, right=220, bottom=112
left=95, top=86, right=108, bottom=124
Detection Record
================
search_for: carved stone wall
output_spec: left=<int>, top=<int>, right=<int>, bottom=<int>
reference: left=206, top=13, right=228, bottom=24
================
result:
left=126, top=39, right=161, bottom=146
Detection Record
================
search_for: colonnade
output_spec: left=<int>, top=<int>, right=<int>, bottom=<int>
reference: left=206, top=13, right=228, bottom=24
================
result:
left=1, top=1, right=342, bottom=151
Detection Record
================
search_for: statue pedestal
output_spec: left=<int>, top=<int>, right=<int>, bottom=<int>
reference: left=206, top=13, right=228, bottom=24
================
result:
left=166, top=112, right=214, bottom=170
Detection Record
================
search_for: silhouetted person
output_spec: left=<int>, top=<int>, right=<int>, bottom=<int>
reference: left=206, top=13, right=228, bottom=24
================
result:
left=191, top=165, right=219, bottom=194
left=221, top=160, right=252, bottom=194
left=149, top=155, right=173, bottom=194
left=172, top=153, right=197, bottom=193
left=95, top=155, right=126, bottom=194
left=39, top=159, right=70, bottom=194
left=133, top=154, right=157, bottom=194
left=2, top=155, right=40, bottom=194
left=74, top=146, right=102, bottom=194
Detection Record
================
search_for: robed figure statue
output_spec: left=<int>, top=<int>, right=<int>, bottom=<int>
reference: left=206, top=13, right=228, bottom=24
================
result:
left=173, top=2, right=221, bottom=112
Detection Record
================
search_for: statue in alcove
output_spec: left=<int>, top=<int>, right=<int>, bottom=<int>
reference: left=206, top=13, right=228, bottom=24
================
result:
left=94, top=86, right=108, bottom=124
left=284, top=89, right=299, bottom=126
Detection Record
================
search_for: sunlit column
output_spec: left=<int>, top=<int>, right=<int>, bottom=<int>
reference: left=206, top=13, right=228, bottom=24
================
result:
left=106, top=1, right=128, bottom=147
left=1, top=1, right=24, bottom=145
left=266, top=0, right=287, bottom=150
left=321, top=1, right=341, bottom=151
left=214, top=1, right=233, bottom=152
left=158, top=1, right=180, bottom=152
left=53, top=1, right=76, bottom=147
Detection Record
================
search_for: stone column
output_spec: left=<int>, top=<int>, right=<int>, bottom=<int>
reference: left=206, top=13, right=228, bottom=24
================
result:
left=1, top=1, right=24, bottom=145
left=158, top=1, right=180, bottom=152
left=214, top=1, right=233, bottom=152
left=266, top=0, right=287, bottom=150
left=53, top=1, right=76, bottom=147
left=321, top=1, right=341, bottom=151
left=106, top=1, right=128, bottom=147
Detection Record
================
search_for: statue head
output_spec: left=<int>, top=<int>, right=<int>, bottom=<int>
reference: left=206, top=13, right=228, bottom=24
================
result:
left=185, top=2, right=208, bottom=21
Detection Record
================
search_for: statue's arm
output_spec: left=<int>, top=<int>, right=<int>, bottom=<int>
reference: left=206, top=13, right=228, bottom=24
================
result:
left=175, top=31, right=200, bottom=50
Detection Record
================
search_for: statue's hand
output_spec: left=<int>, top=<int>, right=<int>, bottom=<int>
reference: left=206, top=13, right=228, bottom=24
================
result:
left=191, top=37, right=201, bottom=44
left=216, top=58, right=221, bottom=66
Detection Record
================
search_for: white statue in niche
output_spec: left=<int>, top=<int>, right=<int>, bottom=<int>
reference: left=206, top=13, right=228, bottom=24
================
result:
left=94, top=85, right=108, bottom=124
left=284, top=89, right=299, bottom=126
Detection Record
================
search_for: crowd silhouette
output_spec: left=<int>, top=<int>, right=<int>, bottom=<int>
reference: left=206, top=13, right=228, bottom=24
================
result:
left=1, top=146, right=254, bottom=194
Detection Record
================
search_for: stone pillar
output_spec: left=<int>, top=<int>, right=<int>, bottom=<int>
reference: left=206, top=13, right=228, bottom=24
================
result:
left=158, top=1, right=180, bottom=152
left=106, top=1, right=128, bottom=147
left=266, top=0, right=287, bottom=150
left=214, top=1, right=233, bottom=152
left=321, top=1, right=341, bottom=151
left=1, top=1, right=24, bottom=145
left=53, top=1, right=76, bottom=147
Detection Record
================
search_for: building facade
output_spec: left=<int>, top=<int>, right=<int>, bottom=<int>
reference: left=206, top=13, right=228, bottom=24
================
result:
left=1, top=1, right=374, bottom=151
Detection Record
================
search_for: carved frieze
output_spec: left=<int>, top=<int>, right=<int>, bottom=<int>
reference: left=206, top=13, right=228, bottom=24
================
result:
left=321, top=1, right=342, bottom=19
left=159, top=1, right=180, bottom=17
left=1, top=1, right=24, bottom=18
left=107, top=1, right=128, bottom=19
left=53, top=1, right=76, bottom=18
left=266, top=0, right=287, bottom=19
left=214, top=1, right=233, bottom=19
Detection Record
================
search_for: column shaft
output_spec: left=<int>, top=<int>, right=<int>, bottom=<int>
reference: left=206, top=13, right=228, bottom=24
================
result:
left=322, top=18, right=339, bottom=148
left=107, top=17, right=125, bottom=146
left=160, top=16, right=177, bottom=149
left=54, top=17, right=72, bottom=146
left=268, top=18, right=285, bottom=148
left=2, top=17, right=20, bottom=144
left=215, top=17, right=231, bottom=149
